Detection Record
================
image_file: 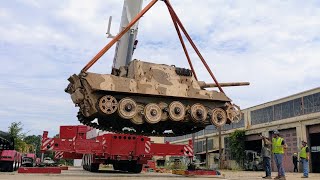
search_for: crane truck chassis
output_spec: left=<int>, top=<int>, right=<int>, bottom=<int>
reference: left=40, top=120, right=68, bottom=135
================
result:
left=41, top=125, right=193, bottom=173
left=0, top=130, right=22, bottom=172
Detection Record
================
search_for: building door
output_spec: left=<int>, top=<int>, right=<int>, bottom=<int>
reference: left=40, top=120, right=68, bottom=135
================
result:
left=271, top=128, right=297, bottom=173
left=308, top=124, right=320, bottom=173
left=245, top=134, right=262, bottom=153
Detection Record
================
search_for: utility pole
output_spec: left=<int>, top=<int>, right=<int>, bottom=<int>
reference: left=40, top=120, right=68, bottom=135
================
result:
left=218, top=127, right=222, bottom=169
left=205, top=137, right=208, bottom=168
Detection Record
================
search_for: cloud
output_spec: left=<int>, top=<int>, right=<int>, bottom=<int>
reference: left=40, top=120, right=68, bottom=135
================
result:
left=0, top=0, right=319, bottom=135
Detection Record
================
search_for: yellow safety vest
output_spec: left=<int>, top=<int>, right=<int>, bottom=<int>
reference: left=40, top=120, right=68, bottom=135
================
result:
left=272, top=137, right=284, bottom=154
left=300, top=146, right=308, bottom=159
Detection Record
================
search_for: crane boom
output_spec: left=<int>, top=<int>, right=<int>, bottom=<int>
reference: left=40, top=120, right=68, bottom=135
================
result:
left=112, top=0, right=143, bottom=70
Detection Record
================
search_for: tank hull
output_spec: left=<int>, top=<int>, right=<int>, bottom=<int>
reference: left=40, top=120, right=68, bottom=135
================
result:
left=66, top=60, right=239, bottom=136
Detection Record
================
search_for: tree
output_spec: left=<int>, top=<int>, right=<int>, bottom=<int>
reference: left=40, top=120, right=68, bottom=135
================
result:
left=229, top=130, right=246, bottom=165
left=24, top=135, right=42, bottom=157
left=8, top=122, right=26, bottom=152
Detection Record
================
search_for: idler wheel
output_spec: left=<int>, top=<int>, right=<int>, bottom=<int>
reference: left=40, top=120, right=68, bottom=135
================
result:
left=210, top=108, right=227, bottom=127
left=144, top=103, right=162, bottom=124
left=159, top=102, right=168, bottom=121
left=168, top=101, right=185, bottom=121
left=226, top=103, right=242, bottom=123
left=98, top=95, right=118, bottom=115
left=118, top=97, right=137, bottom=119
left=130, top=105, right=144, bottom=125
left=191, top=103, right=208, bottom=123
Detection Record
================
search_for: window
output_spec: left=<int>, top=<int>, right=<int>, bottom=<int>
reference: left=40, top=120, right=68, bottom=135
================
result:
left=195, top=140, right=203, bottom=153
left=196, top=130, right=204, bottom=137
left=293, top=98, right=303, bottom=116
left=232, top=118, right=245, bottom=129
left=223, top=124, right=233, bottom=131
left=273, top=98, right=302, bottom=121
left=185, top=134, right=192, bottom=139
left=207, top=139, right=213, bottom=150
left=251, top=106, right=273, bottom=125
left=204, top=125, right=217, bottom=135
left=303, top=93, right=320, bottom=114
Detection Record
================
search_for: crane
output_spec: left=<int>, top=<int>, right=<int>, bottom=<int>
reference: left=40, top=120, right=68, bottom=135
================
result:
left=108, top=0, right=143, bottom=70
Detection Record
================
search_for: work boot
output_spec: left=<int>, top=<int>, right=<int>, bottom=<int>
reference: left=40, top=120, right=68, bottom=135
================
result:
left=278, top=176, right=286, bottom=180
left=301, top=176, right=308, bottom=178
left=273, top=176, right=280, bottom=180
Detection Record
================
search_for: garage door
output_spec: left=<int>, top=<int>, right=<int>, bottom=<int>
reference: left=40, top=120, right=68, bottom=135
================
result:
left=308, top=124, right=320, bottom=173
left=271, top=128, right=297, bottom=173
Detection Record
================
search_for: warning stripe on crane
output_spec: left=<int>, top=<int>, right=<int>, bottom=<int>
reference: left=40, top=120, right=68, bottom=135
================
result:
left=145, top=141, right=151, bottom=153
left=184, top=145, right=193, bottom=156
left=41, top=138, right=55, bottom=151
left=72, top=136, right=76, bottom=147
left=54, top=151, right=64, bottom=159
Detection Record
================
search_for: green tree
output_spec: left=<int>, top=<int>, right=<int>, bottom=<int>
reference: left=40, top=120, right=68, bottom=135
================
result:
left=229, top=130, right=246, bottom=165
left=8, top=122, right=26, bottom=152
left=24, top=135, right=42, bottom=157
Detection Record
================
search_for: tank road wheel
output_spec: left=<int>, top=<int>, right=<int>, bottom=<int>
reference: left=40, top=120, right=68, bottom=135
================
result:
left=130, top=105, right=144, bottom=125
left=191, top=103, right=208, bottom=123
left=159, top=102, right=169, bottom=121
left=226, top=103, right=242, bottom=123
left=210, top=108, right=227, bottom=127
left=168, top=101, right=185, bottom=121
left=118, top=98, right=137, bottom=119
left=144, top=103, right=162, bottom=124
left=98, top=95, right=118, bottom=114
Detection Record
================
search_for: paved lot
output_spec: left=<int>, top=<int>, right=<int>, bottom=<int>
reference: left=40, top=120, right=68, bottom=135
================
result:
left=0, top=167, right=319, bottom=180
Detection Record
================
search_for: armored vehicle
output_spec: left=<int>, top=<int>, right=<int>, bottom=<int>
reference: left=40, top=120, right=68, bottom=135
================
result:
left=65, top=0, right=248, bottom=136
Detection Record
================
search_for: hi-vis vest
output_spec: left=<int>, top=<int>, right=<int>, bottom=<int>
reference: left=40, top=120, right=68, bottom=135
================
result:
left=272, top=137, right=284, bottom=154
left=300, top=146, right=308, bottom=159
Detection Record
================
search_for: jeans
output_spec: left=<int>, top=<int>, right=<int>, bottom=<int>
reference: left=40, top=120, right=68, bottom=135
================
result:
left=301, top=158, right=309, bottom=177
left=274, top=153, right=285, bottom=176
left=263, top=157, right=271, bottom=177
left=293, top=162, right=298, bottom=172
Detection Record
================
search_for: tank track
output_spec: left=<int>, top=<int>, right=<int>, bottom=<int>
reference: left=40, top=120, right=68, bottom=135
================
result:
left=77, top=111, right=205, bottom=137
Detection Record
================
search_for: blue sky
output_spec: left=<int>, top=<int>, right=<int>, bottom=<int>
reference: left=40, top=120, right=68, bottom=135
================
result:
left=1, top=0, right=319, bottom=136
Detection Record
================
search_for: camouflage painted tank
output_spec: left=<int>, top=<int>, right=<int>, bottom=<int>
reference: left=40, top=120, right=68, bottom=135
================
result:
left=65, top=59, right=243, bottom=136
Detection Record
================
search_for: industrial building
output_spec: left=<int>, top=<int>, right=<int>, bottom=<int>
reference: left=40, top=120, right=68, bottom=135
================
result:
left=165, top=87, right=320, bottom=173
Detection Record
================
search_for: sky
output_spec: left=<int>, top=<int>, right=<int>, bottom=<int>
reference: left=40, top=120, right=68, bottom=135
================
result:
left=0, top=0, right=319, bottom=136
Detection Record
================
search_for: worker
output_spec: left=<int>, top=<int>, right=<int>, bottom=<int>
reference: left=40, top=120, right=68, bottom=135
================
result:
left=272, top=130, right=287, bottom=180
left=300, top=140, right=310, bottom=178
left=292, top=153, right=298, bottom=172
left=260, top=134, right=271, bottom=179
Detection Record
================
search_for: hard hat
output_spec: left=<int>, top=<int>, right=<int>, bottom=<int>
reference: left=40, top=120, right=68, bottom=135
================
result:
left=273, top=130, right=280, bottom=134
left=294, top=153, right=297, bottom=155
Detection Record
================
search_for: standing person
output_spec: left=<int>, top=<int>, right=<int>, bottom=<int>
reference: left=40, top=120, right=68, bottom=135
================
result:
left=272, top=130, right=287, bottom=180
left=261, top=135, right=272, bottom=179
left=300, top=140, right=310, bottom=178
left=292, top=153, right=298, bottom=172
